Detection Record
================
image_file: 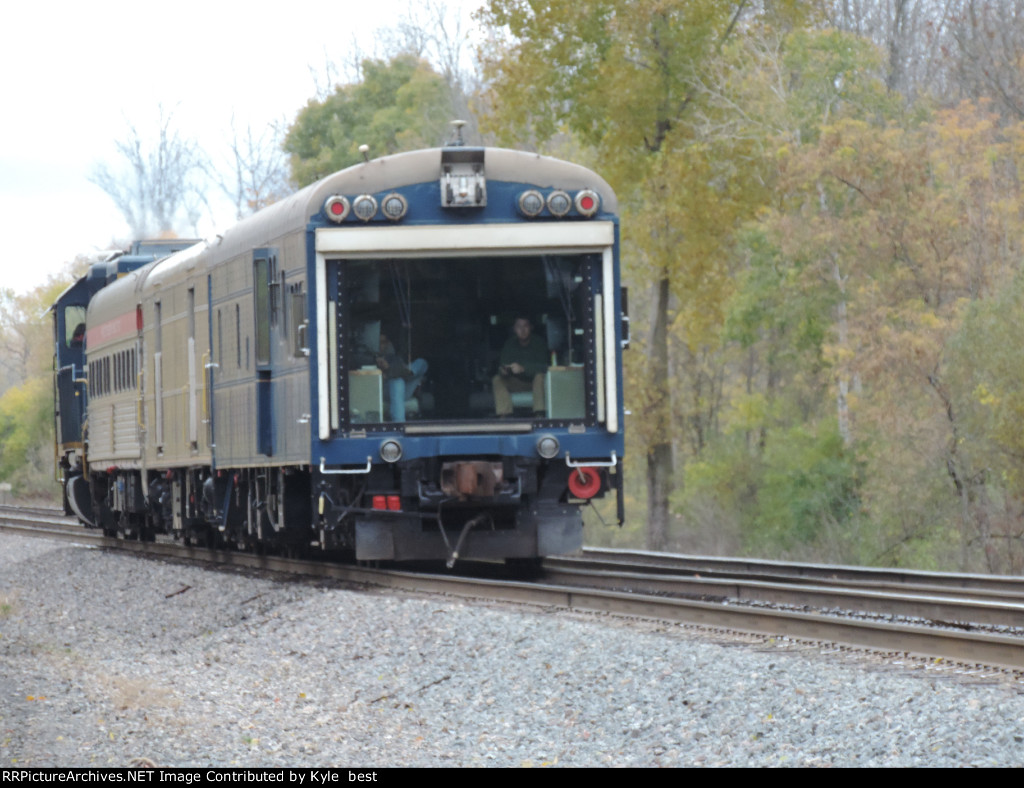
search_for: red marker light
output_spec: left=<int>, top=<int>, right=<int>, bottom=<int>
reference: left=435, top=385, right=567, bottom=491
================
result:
left=387, top=495, right=401, bottom=511
left=324, top=195, right=350, bottom=223
left=372, top=495, right=387, bottom=510
left=574, top=190, right=600, bottom=217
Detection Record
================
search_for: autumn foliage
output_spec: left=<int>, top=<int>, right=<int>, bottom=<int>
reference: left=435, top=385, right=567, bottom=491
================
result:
left=480, top=0, right=1024, bottom=572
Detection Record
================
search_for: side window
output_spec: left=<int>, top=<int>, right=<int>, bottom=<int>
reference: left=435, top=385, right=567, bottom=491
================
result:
left=253, top=255, right=273, bottom=366
left=155, top=302, right=162, bottom=355
left=64, top=306, right=86, bottom=349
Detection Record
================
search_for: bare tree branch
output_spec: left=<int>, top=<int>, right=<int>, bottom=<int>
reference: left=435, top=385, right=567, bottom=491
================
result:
left=90, top=105, right=207, bottom=237
left=211, top=115, right=291, bottom=220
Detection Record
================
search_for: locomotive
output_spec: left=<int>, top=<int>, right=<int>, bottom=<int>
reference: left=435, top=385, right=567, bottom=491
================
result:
left=52, top=142, right=627, bottom=565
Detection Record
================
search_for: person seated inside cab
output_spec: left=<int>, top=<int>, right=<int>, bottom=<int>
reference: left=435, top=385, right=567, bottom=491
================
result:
left=376, top=331, right=428, bottom=422
left=492, top=314, right=547, bottom=417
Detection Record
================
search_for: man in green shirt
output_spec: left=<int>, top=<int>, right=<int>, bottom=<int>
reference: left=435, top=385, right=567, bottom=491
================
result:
left=493, top=315, right=548, bottom=417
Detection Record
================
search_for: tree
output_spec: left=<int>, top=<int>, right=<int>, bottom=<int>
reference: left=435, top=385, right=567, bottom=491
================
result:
left=386, top=0, right=483, bottom=138
left=937, top=1, right=1024, bottom=119
left=821, top=0, right=1024, bottom=122
left=0, top=279, right=66, bottom=391
left=284, top=54, right=455, bottom=188
left=479, top=0, right=809, bottom=550
left=821, top=0, right=952, bottom=102
left=0, top=271, right=81, bottom=500
left=728, top=93, right=1024, bottom=570
left=91, top=105, right=207, bottom=237
left=214, top=116, right=291, bottom=220
left=664, top=27, right=929, bottom=562
left=481, top=1, right=874, bottom=553
left=947, top=272, right=1024, bottom=572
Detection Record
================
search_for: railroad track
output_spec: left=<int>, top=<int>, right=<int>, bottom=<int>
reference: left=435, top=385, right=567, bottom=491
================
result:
left=548, top=551, right=1024, bottom=627
left=571, top=547, right=1024, bottom=596
left=3, top=504, right=1024, bottom=672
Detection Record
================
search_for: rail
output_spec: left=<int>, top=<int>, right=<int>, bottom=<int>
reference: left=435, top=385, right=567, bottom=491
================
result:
left=3, top=504, right=1023, bottom=672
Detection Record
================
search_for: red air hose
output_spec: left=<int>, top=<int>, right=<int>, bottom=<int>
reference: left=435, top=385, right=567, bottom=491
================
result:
left=567, top=467, right=601, bottom=499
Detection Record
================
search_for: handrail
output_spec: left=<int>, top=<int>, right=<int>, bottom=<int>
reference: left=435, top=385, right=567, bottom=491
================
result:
left=319, top=456, right=373, bottom=475
left=565, top=451, right=617, bottom=468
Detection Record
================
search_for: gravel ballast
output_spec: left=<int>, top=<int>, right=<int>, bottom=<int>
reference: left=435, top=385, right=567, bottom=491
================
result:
left=2, top=532, right=1024, bottom=767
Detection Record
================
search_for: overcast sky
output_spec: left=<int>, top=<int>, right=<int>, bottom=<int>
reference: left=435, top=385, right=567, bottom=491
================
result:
left=0, top=0, right=482, bottom=295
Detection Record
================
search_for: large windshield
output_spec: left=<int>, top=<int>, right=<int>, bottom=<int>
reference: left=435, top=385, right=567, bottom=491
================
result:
left=338, top=254, right=598, bottom=427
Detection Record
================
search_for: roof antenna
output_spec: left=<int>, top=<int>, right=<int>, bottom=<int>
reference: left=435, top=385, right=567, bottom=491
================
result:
left=447, top=119, right=467, bottom=147
left=359, top=144, right=370, bottom=162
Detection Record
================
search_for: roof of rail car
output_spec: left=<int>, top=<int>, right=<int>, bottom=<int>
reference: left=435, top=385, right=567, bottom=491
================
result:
left=138, top=147, right=618, bottom=289
left=86, top=240, right=204, bottom=322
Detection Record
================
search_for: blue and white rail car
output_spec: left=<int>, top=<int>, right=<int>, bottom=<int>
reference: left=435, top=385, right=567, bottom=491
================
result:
left=306, top=146, right=625, bottom=563
left=66, top=145, right=626, bottom=564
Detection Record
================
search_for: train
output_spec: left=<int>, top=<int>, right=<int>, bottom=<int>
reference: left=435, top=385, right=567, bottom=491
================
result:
left=52, top=140, right=627, bottom=566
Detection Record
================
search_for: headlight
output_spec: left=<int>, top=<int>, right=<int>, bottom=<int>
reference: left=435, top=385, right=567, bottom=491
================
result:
left=518, top=190, right=544, bottom=218
left=352, top=194, right=378, bottom=222
left=381, top=193, right=408, bottom=221
left=536, top=435, right=560, bottom=459
left=546, top=190, right=571, bottom=217
left=380, top=440, right=403, bottom=463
